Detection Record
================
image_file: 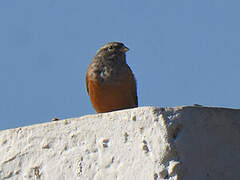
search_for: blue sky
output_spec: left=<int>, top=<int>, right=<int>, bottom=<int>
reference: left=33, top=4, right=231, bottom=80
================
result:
left=0, top=0, right=240, bottom=130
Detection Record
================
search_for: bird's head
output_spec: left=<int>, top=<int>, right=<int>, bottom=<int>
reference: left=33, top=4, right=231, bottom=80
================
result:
left=95, top=42, right=129, bottom=64
left=97, top=42, right=129, bottom=54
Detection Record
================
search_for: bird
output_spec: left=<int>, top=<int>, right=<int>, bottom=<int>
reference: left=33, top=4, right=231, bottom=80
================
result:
left=86, top=42, right=138, bottom=113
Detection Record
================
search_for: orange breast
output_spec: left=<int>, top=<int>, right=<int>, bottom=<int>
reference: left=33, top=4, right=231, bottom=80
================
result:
left=86, top=68, right=137, bottom=113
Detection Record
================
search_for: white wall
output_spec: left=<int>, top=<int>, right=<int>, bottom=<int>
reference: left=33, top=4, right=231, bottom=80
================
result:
left=0, top=106, right=239, bottom=180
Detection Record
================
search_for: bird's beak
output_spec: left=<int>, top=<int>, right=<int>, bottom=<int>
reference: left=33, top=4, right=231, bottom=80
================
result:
left=121, top=46, right=129, bottom=53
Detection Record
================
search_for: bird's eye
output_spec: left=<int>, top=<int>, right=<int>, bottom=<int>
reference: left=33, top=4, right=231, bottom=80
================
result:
left=108, top=46, right=113, bottom=50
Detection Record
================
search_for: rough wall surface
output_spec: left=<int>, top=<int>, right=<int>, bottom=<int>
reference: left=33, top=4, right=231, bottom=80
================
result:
left=0, top=106, right=240, bottom=180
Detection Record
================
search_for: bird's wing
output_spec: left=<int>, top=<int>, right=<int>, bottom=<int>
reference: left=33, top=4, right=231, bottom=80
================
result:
left=127, top=66, right=138, bottom=107
left=85, top=68, right=90, bottom=94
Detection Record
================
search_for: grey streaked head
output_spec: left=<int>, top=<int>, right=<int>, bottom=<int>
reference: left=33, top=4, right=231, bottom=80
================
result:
left=96, top=42, right=129, bottom=55
left=89, top=42, right=130, bottom=82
